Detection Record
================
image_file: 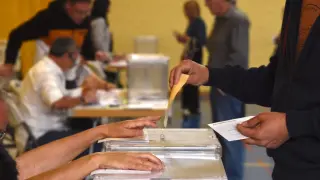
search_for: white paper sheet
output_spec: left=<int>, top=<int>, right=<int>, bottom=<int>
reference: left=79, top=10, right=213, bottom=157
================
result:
left=208, top=116, right=254, bottom=141
left=96, top=89, right=121, bottom=106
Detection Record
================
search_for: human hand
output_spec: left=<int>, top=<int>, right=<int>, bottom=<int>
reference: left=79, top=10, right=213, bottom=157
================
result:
left=82, top=88, right=98, bottom=104
left=92, top=152, right=164, bottom=171
left=104, top=82, right=116, bottom=90
left=95, top=51, right=111, bottom=62
left=173, top=32, right=189, bottom=44
left=236, top=112, right=289, bottom=149
left=169, top=60, right=209, bottom=88
left=82, top=74, right=109, bottom=90
left=113, top=54, right=127, bottom=61
left=98, top=116, right=160, bottom=138
left=0, top=64, right=14, bottom=77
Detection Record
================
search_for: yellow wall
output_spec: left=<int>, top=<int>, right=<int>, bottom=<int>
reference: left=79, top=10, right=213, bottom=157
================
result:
left=1, top=0, right=285, bottom=87
left=109, top=0, right=285, bottom=91
left=0, top=0, right=51, bottom=76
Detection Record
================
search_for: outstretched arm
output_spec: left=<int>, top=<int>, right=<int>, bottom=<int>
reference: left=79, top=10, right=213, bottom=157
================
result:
left=170, top=48, right=279, bottom=107
left=17, top=117, right=159, bottom=179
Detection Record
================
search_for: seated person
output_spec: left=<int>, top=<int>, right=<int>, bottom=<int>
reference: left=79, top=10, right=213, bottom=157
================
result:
left=0, top=98, right=163, bottom=180
left=18, top=37, right=112, bottom=149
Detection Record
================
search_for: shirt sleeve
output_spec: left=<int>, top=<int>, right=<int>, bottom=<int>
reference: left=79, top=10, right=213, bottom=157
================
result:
left=226, top=20, right=250, bottom=69
left=205, top=47, right=279, bottom=107
left=91, top=18, right=110, bottom=52
left=38, top=73, right=65, bottom=107
left=5, top=10, right=49, bottom=64
left=67, top=88, right=83, bottom=98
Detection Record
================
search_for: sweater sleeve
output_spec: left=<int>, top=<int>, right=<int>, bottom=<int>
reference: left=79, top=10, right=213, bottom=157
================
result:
left=91, top=18, right=110, bottom=52
left=286, top=107, right=320, bottom=139
left=5, top=10, right=49, bottom=64
left=205, top=48, right=279, bottom=107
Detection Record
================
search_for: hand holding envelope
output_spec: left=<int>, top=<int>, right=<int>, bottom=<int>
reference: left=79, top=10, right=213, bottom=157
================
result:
left=163, top=74, right=190, bottom=128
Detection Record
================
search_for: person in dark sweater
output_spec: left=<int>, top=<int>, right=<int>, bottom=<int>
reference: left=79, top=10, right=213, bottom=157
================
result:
left=0, top=97, right=163, bottom=179
left=170, top=0, right=320, bottom=179
left=174, top=0, right=206, bottom=128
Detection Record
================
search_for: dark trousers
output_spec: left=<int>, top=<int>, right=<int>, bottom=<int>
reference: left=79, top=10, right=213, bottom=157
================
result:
left=181, top=85, right=201, bottom=128
left=210, top=87, right=245, bottom=180
left=35, top=129, right=102, bottom=159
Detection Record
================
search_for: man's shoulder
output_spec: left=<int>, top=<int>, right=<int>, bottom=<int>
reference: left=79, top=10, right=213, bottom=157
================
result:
left=29, top=57, right=61, bottom=79
left=228, top=8, right=250, bottom=26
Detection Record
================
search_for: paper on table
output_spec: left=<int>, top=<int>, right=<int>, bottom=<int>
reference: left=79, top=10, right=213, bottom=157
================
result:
left=208, top=116, right=254, bottom=141
left=163, top=74, right=190, bottom=127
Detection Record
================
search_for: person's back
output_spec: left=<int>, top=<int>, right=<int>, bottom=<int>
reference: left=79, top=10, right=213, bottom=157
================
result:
left=207, top=6, right=249, bottom=69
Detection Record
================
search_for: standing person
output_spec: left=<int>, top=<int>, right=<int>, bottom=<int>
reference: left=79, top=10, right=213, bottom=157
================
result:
left=174, top=0, right=206, bottom=128
left=170, top=0, right=320, bottom=179
left=205, top=0, right=249, bottom=179
left=1, top=0, right=109, bottom=80
left=82, top=0, right=124, bottom=87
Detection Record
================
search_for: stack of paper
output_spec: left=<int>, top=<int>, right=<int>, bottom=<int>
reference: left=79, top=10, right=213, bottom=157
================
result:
left=96, top=89, right=121, bottom=106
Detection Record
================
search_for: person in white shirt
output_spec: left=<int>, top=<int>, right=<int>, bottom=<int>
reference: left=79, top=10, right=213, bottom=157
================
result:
left=19, top=37, right=108, bottom=152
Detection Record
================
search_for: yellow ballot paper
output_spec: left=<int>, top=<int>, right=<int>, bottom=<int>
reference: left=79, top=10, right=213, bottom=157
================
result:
left=163, top=74, right=190, bottom=127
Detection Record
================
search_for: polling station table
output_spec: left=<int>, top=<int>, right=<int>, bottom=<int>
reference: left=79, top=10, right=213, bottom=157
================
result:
left=89, top=128, right=227, bottom=180
left=68, top=91, right=168, bottom=154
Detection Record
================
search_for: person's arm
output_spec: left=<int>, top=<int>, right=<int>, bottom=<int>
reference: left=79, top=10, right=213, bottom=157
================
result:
left=17, top=117, right=160, bottom=179
left=38, top=74, right=83, bottom=109
left=286, top=108, right=320, bottom=140
left=91, top=18, right=110, bottom=53
left=5, top=10, right=49, bottom=64
left=206, top=49, right=278, bottom=107
left=193, top=18, right=207, bottom=48
left=17, top=127, right=103, bottom=180
left=226, top=19, right=250, bottom=68
left=28, top=152, right=163, bottom=180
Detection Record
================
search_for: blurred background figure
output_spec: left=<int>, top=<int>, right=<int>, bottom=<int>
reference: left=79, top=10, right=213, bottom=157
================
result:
left=82, top=0, right=124, bottom=88
left=205, top=0, right=250, bottom=180
left=174, top=0, right=206, bottom=128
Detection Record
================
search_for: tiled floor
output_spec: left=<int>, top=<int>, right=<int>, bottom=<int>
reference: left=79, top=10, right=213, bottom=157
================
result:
left=170, top=98, right=274, bottom=180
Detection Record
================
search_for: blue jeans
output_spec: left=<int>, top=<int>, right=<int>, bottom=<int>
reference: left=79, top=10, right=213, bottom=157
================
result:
left=210, top=88, right=245, bottom=180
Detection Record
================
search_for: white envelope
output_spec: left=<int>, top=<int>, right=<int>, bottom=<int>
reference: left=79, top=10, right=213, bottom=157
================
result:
left=208, top=116, right=254, bottom=141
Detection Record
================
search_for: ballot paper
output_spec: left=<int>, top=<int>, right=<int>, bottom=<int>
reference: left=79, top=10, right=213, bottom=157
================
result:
left=163, top=74, right=190, bottom=127
left=96, top=89, right=121, bottom=106
left=208, top=116, right=254, bottom=141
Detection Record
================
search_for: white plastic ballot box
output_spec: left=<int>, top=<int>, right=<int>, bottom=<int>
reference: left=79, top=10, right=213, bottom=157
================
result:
left=90, top=129, right=227, bottom=180
left=127, top=54, right=169, bottom=104
left=134, top=36, right=158, bottom=54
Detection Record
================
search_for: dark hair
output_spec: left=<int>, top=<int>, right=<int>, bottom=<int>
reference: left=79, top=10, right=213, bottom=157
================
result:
left=227, top=0, right=236, bottom=5
left=184, top=0, right=201, bottom=18
left=91, top=0, right=110, bottom=20
left=68, top=0, right=92, bottom=4
left=49, top=37, right=77, bottom=57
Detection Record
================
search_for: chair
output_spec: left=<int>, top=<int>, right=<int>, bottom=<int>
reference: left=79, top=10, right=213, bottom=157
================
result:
left=0, top=88, right=38, bottom=156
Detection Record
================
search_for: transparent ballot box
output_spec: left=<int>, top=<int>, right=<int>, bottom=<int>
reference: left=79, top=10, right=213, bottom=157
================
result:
left=127, top=54, right=169, bottom=104
left=90, top=129, right=227, bottom=180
